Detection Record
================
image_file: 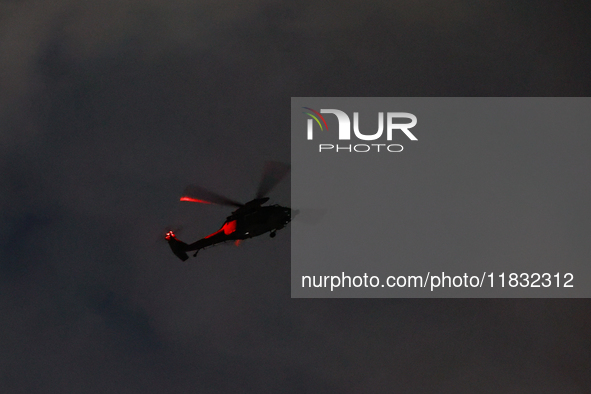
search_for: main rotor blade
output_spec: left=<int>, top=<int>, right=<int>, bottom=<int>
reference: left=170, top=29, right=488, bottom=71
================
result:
left=255, top=161, right=291, bottom=198
left=182, top=185, right=243, bottom=207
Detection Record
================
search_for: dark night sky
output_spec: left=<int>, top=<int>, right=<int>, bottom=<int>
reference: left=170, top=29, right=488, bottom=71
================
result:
left=2, top=1, right=591, bottom=393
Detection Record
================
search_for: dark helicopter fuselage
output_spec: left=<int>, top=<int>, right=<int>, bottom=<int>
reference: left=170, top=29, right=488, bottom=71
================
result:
left=165, top=161, right=293, bottom=261
left=230, top=204, right=293, bottom=239
left=166, top=198, right=295, bottom=260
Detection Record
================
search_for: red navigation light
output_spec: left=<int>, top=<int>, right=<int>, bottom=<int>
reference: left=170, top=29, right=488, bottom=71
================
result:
left=223, top=220, right=237, bottom=235
left=204, top=220, right=237, bottom=239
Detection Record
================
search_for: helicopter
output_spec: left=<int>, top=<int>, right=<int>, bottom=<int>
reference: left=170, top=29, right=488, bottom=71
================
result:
left=165, top=162, right=297, bottom=261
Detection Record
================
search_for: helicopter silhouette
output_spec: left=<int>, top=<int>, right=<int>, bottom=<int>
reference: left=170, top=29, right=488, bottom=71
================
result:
left=166, top=161, right=296, bottom=261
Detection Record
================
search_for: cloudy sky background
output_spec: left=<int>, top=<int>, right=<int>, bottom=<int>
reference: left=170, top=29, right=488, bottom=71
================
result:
left=2, top=0, right=590, bottom=392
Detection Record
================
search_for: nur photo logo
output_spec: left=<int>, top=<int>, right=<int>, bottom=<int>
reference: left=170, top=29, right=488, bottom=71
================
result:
left=302, top=107, right=418, bottom=153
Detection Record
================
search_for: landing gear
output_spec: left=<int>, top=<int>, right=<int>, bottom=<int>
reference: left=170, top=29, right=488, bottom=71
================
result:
left=270, top=230, right=276, bottom=238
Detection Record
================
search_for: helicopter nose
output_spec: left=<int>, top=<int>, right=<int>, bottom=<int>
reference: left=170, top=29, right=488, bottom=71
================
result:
left=286, top=209, right=299, bottom=224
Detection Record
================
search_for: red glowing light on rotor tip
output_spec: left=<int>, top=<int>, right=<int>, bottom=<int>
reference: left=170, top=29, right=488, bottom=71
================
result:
left=180, top=197, right=212, bottom=204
